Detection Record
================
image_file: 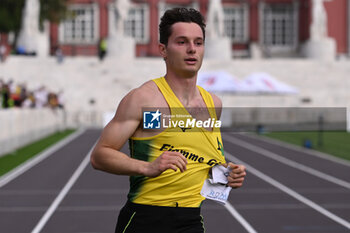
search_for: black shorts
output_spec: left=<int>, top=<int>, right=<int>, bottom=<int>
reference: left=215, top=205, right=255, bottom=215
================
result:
left=115, top=201, right=205, bottom=233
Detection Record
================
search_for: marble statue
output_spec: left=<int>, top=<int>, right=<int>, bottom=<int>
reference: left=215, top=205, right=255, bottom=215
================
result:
left=302, top=0, right=335, bottom=60
left=16, top=0, right=40, bottom=54
left=311, top=0, right=330, bottom=40
left=206, top=0, right=225, bottom=38
left=114, top=0, right=131, bottom=35
left=204, top=0, right=231, bottom=59
left=107, top=0, right=135, bottom=59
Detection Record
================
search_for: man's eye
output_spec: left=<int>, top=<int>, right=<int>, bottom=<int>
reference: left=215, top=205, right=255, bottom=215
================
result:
left=196, top=42, right=203, bottom=46
left=177, top=41, right=185, bottom=44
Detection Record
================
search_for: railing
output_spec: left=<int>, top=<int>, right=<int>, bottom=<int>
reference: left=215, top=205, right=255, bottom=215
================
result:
left=0, top=108, right=109, bottom=157
left=1, top=107, right=348, bottom=157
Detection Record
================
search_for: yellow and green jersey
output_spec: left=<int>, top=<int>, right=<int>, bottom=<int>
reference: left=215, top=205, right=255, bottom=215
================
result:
left=128, top=77, right=226, bottom=207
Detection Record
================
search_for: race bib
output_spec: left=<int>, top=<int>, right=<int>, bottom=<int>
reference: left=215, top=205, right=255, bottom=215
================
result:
left=200, top=165, right=232, bottom=205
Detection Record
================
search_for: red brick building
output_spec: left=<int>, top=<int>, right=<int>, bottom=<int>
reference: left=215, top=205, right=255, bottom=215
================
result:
left=50, top=0, right=349, bottom=58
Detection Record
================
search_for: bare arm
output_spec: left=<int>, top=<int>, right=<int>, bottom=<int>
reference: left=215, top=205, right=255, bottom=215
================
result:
left=90, top=86, right=187, bottom=177
left=90, top=89, right=146, bottom=175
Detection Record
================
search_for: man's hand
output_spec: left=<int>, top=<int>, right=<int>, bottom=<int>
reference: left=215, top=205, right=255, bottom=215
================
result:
left=224, top=162, right=246, bottom=188
left=144, top=151, right=188, bottom=177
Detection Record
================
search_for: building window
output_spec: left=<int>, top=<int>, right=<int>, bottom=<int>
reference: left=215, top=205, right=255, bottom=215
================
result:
left=223, top=5, right=249, bottom=43
left=59, top=4, right=98, bottom=44
left=260, top=2, right=299, bottom=54
left=125, top=5, right=149, bottom=43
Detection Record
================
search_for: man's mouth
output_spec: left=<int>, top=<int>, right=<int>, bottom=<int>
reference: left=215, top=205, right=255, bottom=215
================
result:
left=184, top=58, right=197, bottom=65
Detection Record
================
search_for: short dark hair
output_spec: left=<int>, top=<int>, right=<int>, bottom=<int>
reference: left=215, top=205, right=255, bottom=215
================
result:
left=159, top=8, right=206, bottom=45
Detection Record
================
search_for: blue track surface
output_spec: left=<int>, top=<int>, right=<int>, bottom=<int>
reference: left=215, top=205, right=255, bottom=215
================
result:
left=1, top=129, right=349, bottom=233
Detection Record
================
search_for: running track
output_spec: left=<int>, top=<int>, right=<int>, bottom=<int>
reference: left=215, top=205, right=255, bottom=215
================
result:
left=0, top=129, right=349, bottom=233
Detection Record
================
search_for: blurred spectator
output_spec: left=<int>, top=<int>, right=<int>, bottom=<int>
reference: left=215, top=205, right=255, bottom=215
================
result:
left=16, top=46, right=26, bottom=55
left=98, top=38, right=107, bottom=61
left=1, top=83, right=10, bottom=108
left=0, top=79, right=64, bottom=110
left=0, top=44, right=6, bottom=62
left=57, top=90, right=65, bottom=109
left=48, top=92, right=59, bottom=108
left=55, top=46, right=64, bottom=64
left=20, top=84, right=27, bottom=104
left=34, top=86, right=48, bottom=108
left=22, top=92, right=35, bottom=108
left=8, top=80, right=16, bottom=94
left=0, top=79, right=4, bottom=109
left=0, top=80, right=2, bottom=109
left=11, top=85, right=22, bottom=107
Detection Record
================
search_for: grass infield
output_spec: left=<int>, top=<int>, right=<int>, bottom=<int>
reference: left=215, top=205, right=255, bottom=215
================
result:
left=0, top=129, right=75, bottom=177
left=263, top=131, right=350, bottom=162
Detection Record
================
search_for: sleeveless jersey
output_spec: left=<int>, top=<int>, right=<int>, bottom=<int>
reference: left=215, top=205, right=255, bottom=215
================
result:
left=128, top=77, right=226, bottom=207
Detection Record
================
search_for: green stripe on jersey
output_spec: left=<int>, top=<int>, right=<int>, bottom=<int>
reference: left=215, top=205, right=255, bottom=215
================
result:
left=127, top=139, right=151, bottom=201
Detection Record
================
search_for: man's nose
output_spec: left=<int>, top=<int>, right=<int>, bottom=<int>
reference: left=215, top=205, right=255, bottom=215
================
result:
left=187, top=42, right=196, bottom=54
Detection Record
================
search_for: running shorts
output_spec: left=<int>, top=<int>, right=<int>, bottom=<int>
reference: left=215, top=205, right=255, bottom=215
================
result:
left=115, top=201, right=205, bottom=233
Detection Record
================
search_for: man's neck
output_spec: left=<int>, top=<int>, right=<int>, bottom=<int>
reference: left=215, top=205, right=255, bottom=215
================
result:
left=164, top=73, right=198, bottom=107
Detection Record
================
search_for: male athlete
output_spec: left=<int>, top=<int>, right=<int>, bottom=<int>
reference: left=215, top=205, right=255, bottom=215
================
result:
left=91, top=8, right=246, bottom=233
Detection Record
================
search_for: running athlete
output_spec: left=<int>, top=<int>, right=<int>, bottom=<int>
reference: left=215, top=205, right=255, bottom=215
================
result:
left=91, top=8, right=246, bottom=233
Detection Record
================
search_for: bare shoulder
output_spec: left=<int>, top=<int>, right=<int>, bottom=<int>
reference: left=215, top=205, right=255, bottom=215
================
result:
left=209, top=92, right=222, bottom=108
left=137, top=80, right=160, bottom=103
left=95, top=79, right=163, bottom=150
left=209, top=92, right=222, bottom=120
left=119, top=80, right=159, bottom=109
left=113, top=79, right=165, bottom=120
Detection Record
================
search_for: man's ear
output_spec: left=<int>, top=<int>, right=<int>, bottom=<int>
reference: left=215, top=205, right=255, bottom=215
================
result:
left=158, top=43, right=167, bottom=60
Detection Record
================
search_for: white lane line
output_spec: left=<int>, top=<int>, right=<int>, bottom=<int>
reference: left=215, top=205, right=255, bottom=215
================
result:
left=225, top=134, right=350, bottom=190
left=241, top=133, right=350, bottom=167
left=31, top=142, right=95, bottom=233
left=0, top=129, right=85, bottom=188
left=0, top=205, right=121, bottom=213
left=225, top=151, right=350, bottom=230
left=226, top=203, right=350, bottom=210
left=0, top=188, right=128, bottom=195
left=5, top=203, right=350, bottom=213
left=224, top=202, right=258, bottom=233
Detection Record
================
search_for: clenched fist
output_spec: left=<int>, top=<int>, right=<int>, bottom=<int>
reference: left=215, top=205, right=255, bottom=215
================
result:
left=224, top=162, right=246, bottom=188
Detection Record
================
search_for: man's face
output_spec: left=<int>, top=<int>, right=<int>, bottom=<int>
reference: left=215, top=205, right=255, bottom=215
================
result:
left=160, top=22, right=204, bottom=78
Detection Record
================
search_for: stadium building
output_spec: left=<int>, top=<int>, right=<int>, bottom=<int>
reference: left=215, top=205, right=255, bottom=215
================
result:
left=46, top=0, right=349, bottom=58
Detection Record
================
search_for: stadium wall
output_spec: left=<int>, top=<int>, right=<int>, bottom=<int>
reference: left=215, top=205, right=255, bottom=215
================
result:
left=0, top=109, right=66, bottom=156
left=221, top=107, right=347, bottom=132
left=1, top=107, right=348, bottom=157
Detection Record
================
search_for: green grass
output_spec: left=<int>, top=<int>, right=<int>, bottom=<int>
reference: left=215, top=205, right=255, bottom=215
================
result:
left=0, top=129, right=76, bottom=177
left=263, top=131, right=350, bottom=161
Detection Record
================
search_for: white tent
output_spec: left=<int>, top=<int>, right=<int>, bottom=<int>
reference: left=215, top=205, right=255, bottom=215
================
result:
left=197, top=70, right=248, bottom=92
left=241, top=72, right=299, bottom=94
left=198, top=70, right=298, bottom=94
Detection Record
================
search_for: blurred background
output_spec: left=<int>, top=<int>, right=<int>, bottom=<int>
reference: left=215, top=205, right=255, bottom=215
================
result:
left=1, top=1, right=350, bottom=232
left=1, top=0, right=350, bottom=152
left=1, top=0, right=350, bottom=161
